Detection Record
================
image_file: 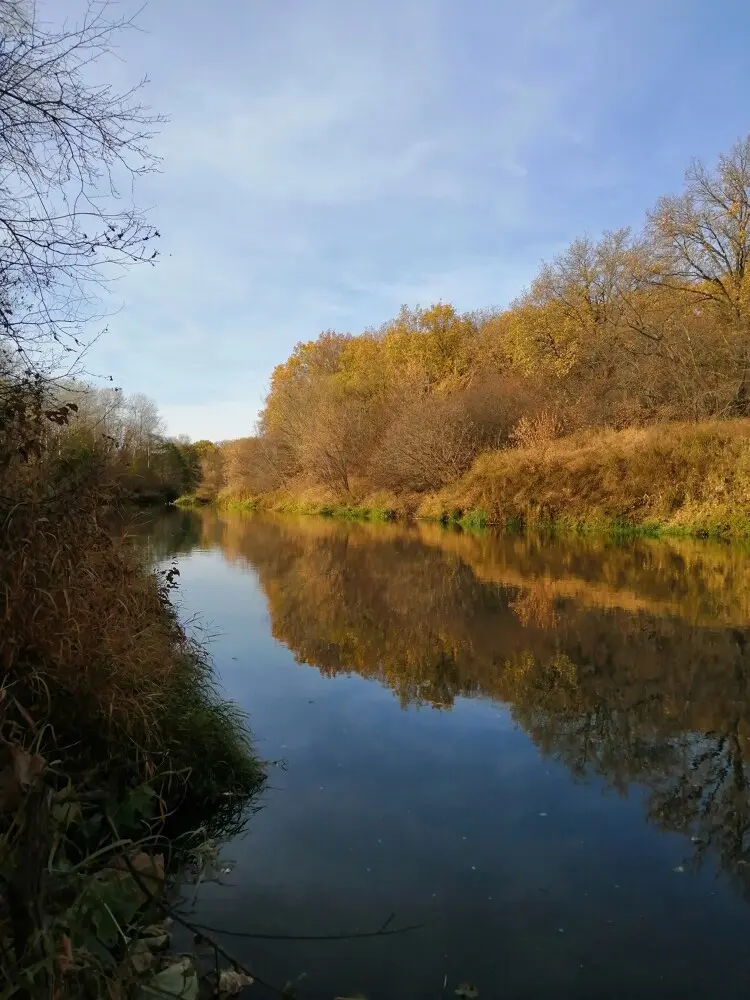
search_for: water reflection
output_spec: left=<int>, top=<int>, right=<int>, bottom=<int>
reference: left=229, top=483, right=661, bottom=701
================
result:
left=134, top=509, right=750, bottom=902
left=126, top=509, right=750, bottom=996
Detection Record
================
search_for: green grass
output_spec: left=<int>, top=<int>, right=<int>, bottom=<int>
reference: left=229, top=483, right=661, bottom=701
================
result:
left=458, top=508, right=488, bottom=532
left=219, top=495, right=399, bottom=522
left=173, top=492, right=207, bottom=508
left=200, top=492, right=750, bottom=541
left=220, top=496, right=260, bottom=512
left=322, top=504, right=396, bottom=521
left=304, top=502, right=397, bottom=522
left=474, top=513, right=750, bottom=541
left=212, top=495, right=750, bottom=541
left=150, top=629, right=266, bottom=834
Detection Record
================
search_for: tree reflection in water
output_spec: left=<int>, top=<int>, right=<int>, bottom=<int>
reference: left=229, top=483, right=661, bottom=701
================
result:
left=138, top=509, right=750, bottom=897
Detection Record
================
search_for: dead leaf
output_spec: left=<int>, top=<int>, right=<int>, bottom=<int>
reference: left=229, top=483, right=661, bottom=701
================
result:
left=115, top=851, right=165, bottom=894
left=56, top=934, right=73, bottom=972
left=141, top=933, right=169, bottom=950
left=130, top=852, right=164, bottom=881
left=0, top=745, right=45, bottom=812
left=142, top=958, right=198, bottom=998
left=130, top=939, right=155, bottom=974
left=218, top=968, right=254, bottom=996
left=142, top=920, right=170, bottom=946
left=12, top=745, right=45, bottom=785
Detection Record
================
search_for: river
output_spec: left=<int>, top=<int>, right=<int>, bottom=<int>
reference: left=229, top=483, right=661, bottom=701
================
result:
left=134, top=507, right=750, bottom=999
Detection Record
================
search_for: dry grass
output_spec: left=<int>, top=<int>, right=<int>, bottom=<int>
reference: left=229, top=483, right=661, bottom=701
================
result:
left=211, top=420, right=750, bottom=538
left=419, top=419, right=750, bottom=537
left=1, top=465, right=261, bottom=811
left=0, top=386, right=264, bottom=995
left=215, top=481, right=420, bottom=521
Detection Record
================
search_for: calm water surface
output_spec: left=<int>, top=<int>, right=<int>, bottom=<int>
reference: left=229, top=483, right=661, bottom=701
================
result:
left=138, top=509, right=750, bottom=999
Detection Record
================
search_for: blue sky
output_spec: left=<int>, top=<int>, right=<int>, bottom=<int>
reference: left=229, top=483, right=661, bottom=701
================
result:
left=66, top=0, right=750, bottom=441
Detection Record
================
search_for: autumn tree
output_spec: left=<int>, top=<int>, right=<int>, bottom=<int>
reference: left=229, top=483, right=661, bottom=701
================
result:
left=650, top=137, right=750, bottom=319
left=370, top=394, right=479, bottom=492
left=222, top=436, right=280, bottom=495
left=370, top=378, right=529, bottom=493
left=649, top=136, right=750, bottom=413
left=192, top=440, right=224, bottom=500
left=260, top=332, right=352, bottom=483
left=300, top=383, right=377, bottom=496
left=375, top=303, right=477, bottom=395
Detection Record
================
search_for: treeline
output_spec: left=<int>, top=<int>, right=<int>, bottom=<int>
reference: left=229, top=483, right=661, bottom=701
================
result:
left=198, top=135, right=750, bottom=508
left=48, top=382, right=218, bottom=503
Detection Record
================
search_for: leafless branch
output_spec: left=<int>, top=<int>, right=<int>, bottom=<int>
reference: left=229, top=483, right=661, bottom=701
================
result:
left=0, top=0, right=164, bottom=365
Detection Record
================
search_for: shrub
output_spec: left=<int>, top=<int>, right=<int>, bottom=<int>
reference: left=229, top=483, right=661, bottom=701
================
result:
left=370, top=395, right=480, bottom=493
left=510, top=408, right=565, bottom=452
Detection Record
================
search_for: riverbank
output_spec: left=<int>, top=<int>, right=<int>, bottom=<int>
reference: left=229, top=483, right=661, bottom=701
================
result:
left=181, top=420, right=750, bottom=540
left=1, top=434, right=265, bottom=996
left=426, top=419, right=750, bottom=539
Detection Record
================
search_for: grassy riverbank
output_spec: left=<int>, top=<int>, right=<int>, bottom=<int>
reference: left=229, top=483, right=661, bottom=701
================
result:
left=421, top=419, right=750, bottom=539
left=186, top=420, right=750, bottom=540
left=1, top=408, right=265, bottom=996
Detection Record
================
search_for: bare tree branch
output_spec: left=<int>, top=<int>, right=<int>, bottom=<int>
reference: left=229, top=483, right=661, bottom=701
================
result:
left=0, top=0, right=164, bottom=369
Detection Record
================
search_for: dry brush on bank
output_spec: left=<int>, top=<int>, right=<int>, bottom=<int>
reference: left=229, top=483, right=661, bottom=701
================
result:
left=0, top=381, right=265, bottom=996
left=187, top=419, right=750, bottom=539
left=418, top=419, right=750, bottom=536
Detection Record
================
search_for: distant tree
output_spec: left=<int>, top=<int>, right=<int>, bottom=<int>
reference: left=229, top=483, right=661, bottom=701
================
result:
left=122, top=393, right=164, bottom=466
left=151, top=439, right=192, bottom=500
left=174, top=439, right=202, bottom=494
left=192, top=440, right=224, bottom=500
